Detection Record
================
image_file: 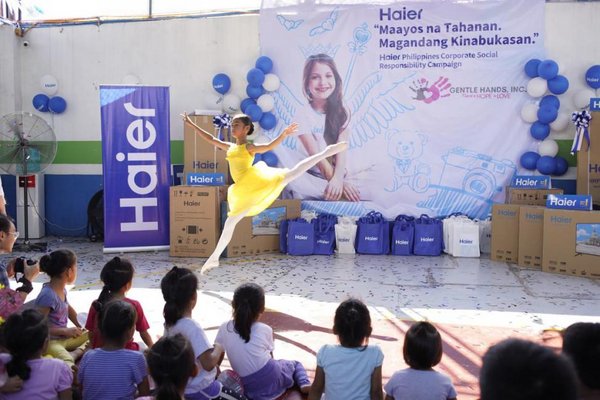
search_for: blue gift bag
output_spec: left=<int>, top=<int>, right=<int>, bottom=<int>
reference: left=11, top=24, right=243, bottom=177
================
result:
left=279, top=219, right=289, bottom=254
left=286, top=218, right=315, bottom=256
left=314, top=213, right=337, bottom=255
left=391, top=215, right=415, bottom=256
left=356, top=211, right=390, bottom=255
left=413, top=214, right=443, bottom=256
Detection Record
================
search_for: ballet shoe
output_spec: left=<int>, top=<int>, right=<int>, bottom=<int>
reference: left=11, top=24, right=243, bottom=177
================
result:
left=200, top=259, right=220, bottom=275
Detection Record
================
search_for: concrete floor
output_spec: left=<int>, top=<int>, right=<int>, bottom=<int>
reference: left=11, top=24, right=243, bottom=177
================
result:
left=14, top=237, right=600, bottom=399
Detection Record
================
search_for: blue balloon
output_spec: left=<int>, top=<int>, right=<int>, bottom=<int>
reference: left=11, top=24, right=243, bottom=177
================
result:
left=537, top=59, right=559, bottom=80
left=259, top=112, right=277, bottom=130
left=246, top=84, right=265, bottom=99
left=212, top=73, right=231, bottom=95
left=539, top=95, right=560, bottom=110
left=252, top=153, right=263, bottom=165
left=247, top=68, right=265, bottom=86
left=240, top=98, right=256, bottom=113
left=554, top=156, right=569, bottom=176
left=255, top=56, right=273, bottom=74
left=32, top=93, right=49, bottom=112
left=537, top=106, right=558, bottom=124
left=547, top=75, right=569, bottom=95
left=524, top=59, right=541, bottom=78
left=530, top=121, right=550, bottom=140
left=585, top=65, right=600, bottom=89
left=261, top=151, right=278, bottom=167
left=537, top=155, right=557, bottom=175
left=245, top=104, right=263, bottom=122
left=520, top=151, right=540, bottom=170
left=48, top=96, right=67, bottom=114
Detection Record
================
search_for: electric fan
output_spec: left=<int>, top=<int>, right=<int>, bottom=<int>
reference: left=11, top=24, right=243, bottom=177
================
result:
left=0, top=112, right=57, bottom=251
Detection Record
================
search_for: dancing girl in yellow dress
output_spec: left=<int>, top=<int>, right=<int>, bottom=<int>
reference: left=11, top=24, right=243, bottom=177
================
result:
left=183, top=113, right=348, bottom=274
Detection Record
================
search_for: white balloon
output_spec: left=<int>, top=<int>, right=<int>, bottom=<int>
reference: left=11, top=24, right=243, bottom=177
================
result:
left=257, top=94, right=274, bottom=112
left=526, top=77, right=548, bottom=98
left=573, top=88, right=595, bottom=109
left=538, top=138, right=559, bottom=157
left=520, top=103, right=539, bottom=123
left=550, top=112, right=569, bottom=132
left=40, top=74, right=58, bottom=95
left=206, top=92, right=224, bottom=110
left=222, top=94, right=241, bottom=113
left=263, top=74, right=281, bottom=92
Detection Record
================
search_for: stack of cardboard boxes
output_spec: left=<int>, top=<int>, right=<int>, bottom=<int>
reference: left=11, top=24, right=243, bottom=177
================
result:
left=491, top=160, right=600, bottom=278
left=170, top=113, right=300, bottom=258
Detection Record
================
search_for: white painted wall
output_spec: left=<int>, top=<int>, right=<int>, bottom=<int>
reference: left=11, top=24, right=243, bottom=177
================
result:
left=0, top=3, right=599, bottom=145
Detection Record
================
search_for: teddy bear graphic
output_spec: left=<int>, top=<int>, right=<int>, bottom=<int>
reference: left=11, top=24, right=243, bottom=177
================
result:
left=385, top=129, right=431, bottom=193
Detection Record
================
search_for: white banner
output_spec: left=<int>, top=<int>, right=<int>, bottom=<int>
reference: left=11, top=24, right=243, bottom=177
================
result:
left=259, top=0, right=545, bottom=219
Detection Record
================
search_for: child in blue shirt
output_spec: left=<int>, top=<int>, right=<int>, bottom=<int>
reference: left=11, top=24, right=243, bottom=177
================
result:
left=308, top=298, right=384, bottom=400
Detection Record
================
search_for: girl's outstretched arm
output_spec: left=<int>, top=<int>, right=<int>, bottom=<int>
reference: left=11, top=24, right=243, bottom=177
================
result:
left=182, top=113, right=231, bottom=151
left=247, top=123, right=298, bottom=154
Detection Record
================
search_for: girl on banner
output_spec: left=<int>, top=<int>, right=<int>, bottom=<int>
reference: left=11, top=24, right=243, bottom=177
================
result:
left=291, top=53, right=361, bottom=202
left=182, top=113, right=347, bottom=273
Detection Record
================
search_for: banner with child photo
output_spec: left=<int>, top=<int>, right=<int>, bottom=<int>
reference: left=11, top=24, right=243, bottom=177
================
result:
left=259, top=0, right=545, bottom=219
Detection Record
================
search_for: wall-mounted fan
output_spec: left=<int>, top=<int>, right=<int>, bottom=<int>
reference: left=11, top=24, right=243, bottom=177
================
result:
left=0, top=112, right=57, bottom=250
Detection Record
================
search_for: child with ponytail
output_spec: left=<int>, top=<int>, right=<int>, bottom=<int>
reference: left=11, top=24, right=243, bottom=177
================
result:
left=0, top=309, right=73, bottom=399
left=308, top=298, right=383, bottom=400
left=34, top=249, right=88, bottom=368
left=138, top=334, right=199, bottom=400
left=85, top=256, right=153, bottom=350
left=215, top=282, right=311, bottom=400
left=160, top=266, right=246, bottom=400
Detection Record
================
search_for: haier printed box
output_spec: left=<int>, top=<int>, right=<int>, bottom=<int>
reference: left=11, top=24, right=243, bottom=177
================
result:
left=576, top=109, right=600, bottom=208
left=491, top=204, right=520, bottom=263
left=546, top=194, right=593, bottom=211
left=542, top=209, right=600, bottom=278
left=184, top=114, right=229, bottom=179
left=505, top=187, right=563, bottom=206
left=169, top=185, right=227, bottom=257
left=510, top=175, right=552, bottom=189
left=222, top=199, right=301, bottom=257
left=517, top=206, right=544, bottom=269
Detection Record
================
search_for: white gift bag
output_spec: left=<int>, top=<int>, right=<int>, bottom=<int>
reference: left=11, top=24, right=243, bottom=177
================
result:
left=443, top=214, right=470, bottom=254
left=335, top=216, right=358, bottom=254
left=450, top=218, right=480, bottom=258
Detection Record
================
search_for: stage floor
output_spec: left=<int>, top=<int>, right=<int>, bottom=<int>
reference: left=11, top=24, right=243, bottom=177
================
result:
left=16, top=237, right=600, bottom=399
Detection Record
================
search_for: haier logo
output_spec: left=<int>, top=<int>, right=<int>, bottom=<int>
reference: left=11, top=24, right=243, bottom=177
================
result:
left=395, top=240, right=409, bottom=245
left=511, top=175, right=550, bottom=189
left=546, top=194, right=592, bottom=211
left=550, top=216, right=572, bottom=224
left=365, top=236, right=379, bottom=241
left=187, top=173, right=225, bottom=186
left=294, top=235, right=308, bottom=240
left=497, top=209, right=516, bottom=217
left=338, top=238, right=350, bottom=243
left=525, top=212, right=542, bottom=220
left=420, top=237, right=434, bottom=242
left=316, top=239, right=330, bottom=244
left=459, top=239, right=473, bottom=244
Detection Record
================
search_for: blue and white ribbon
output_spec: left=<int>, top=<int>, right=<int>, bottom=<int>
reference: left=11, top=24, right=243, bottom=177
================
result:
left=213, top=114, right=232, bottom=140
left=570, top=110, right=592, bottom=154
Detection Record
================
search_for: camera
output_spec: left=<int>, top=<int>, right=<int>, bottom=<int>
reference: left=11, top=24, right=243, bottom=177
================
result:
left=14, top=256, right=37, bottom=274
left=22, top=40, right=29, bottom=47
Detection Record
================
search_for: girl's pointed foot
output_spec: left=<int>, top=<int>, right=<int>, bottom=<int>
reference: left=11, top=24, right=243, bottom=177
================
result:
left=200, top=259, right=220, bottom=275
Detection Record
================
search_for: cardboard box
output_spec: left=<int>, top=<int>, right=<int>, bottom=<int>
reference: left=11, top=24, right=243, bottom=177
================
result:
left=576, top=109, right=600, bottom=209
left=491, top=204, right=520, bottom=263
left=505, top=187, right=563, bottom=206
left=542, top=209, right=600, bottom=278
left=223, top=199, right=301, bottom=257
left=169, top=186, right=227, bottom=257
left=517, top=206, right=545, bottom=269
left=184, top=114, right=229, bottom=178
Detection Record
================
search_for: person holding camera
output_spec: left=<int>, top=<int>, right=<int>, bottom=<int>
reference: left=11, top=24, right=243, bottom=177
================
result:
left=0, top=213, right=39, bottom=301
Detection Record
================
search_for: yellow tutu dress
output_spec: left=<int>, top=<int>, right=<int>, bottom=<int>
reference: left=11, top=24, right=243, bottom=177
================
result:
left=226, top=144, right=288, bottom=216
